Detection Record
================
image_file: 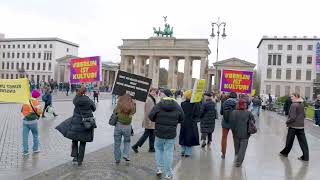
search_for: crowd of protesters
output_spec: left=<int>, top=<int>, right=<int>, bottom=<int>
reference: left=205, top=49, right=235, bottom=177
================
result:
left=20, top=82, right=311, bottom=180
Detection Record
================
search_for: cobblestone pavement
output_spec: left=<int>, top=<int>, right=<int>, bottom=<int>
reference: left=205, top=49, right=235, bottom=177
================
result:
left=0, top=96, right=145, bottom=179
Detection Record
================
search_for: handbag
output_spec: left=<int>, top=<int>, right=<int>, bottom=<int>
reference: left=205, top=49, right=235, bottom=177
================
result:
left=26, top=100, right=40, bottom=120
left=109, top=112, right=118, bottom=126
left=247, top=112, right=257, bottom=135
left=78, top=106, right=96, bottom=130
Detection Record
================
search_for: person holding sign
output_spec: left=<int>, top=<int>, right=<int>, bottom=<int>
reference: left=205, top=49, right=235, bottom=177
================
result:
left=21, top=90, right=43, bottom=156
left=179, top=90, right=200, bottom=157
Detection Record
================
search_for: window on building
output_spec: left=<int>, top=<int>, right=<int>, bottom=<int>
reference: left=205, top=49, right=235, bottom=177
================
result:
left=285, top=86, right=290, bottom=96
left=12, top=52, right=14, bottom=58
left=268, top=44, right=273, bottom=50
left=21, top=62, right=24, bottom=69
left=305, top=87, right=311, bottom=98
left=48, top=62, right=51, bottom=71
left=16, top=62, right=19, bottom=69
left=22, top=44, right=25, bottom=48
left=286, top=69, right=291, bottom=80
left=50, top=44, right=53, bottom=48
left=287, top=45, right=293, bottom=50
left=17, top=44, right=20, bottom=48
left=275, top=85, right=280, bottom=97
left=297, top=56, right=302, bottom=64
left=48, top=75, right=51, bottom=81
left=296, top=70, right=301, bottom=80
left=6, top=62, right=9, bottom=69
left=11, top=62, right=14, bottom=70
left=295, top=86, right=301, bottom=94
left=267, top=68, right=272, bottom=79
left=10, top=74, right=13, bottom=79
left=6, top=74, right=8, bottom=79
left=277, top=55, right=281, bottom=65
left=8, top=45, right=10, bottom=48
left=22, top=53, right=25, bottom=58
left=36, top=75, right=40, bottom=83
left=27, top=63, right=29, bottom=70
left=44, top=52, right=47, bottom=60
left=2, top=52, right=4, bottom=58
left=38, top=52, right=41, bottom=59
left=1, top=74, right=4, bottom=79
left=1, top=62, right=4, bottom=69
left=278, top=44, right=283, bottom=50
left=273, top=55, right=277, bottom=65
left=7, top=53, right=10, bottom=58
left=287, top=55, right=292, bottom=64
left=43, top=63, right=46, bottom=70
left=3, top=45, right=5, bottom=48
left=276, top=69, right=281, bottom=79
left=307, top=56, right=312, bottom=64
left=32, top=63, right=35, bottom=70
left=15, top=74, right=18, bottom=79
left=12, top=45, right=15, bottom=49
left=49, top=52, right=52, bottom=60
left=28, top=44, right=31, bottom=48
left=44, top=44, right=47, bottom=48
left=26, top=75, right=29, bottom=79
left=27, top=53, right=30, bottom=58
left=33, top=44, right=36, bottom=48
left=42, top=75, right=45, bottom=81
left=17, top=53, right=20, bottom=59
left=266, top=85, right=271, bottom=94
left=32, top=52, right=35, bottom=59
left=297, top=45, right=303, bottom=51
left=67, top=48, right=69, bottom=52
left=39, top=44, right=42, bottom=48
left=308, top=45, right=313, bottom=51
left=306, top=70, right=312, bottom=80
left=37, top=63, right=40, bottom=70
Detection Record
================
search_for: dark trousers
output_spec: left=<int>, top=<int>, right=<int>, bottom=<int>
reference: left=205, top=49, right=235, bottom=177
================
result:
left=134, top=129, right=155, bottom=150
left=201, top=132, right=212, bottom=142
left=234, top=138, right=249, bottom=164
left=314, top=110, right=320, bottom=125
left=280, top=128, right=309, bottom=161
left=94, top=96, right=99, bottom=103
left=71, top=140, right=86, bottom=162
left=42, top=103, right=50, bottom=116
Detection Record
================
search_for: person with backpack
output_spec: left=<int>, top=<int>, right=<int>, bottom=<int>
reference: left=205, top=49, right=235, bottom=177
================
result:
left=220, top=91, right=237, bottom=159
left=132, top=88, right=157, bottom=153
left=200, top=92, right=218, bottom=148
left=251, top=95, right=262, bottom=117
left=179, top=90, right=200, bottom=157
left=230, top=99, right=255, bottom=167
left=313, top=95, right=320, bottom=126
left=280, top=93, right=309, bottom=161
left=21, top=90, right=43, bottom=156
left=42, top=87, right=58, bottom=118
left=149, top=89, right=184, bottom=179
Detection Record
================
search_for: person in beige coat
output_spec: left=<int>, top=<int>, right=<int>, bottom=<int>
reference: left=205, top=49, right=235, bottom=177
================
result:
left=132, top=88, right=157, bottom=153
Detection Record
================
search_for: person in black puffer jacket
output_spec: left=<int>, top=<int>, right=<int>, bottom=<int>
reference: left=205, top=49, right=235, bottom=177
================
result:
left=200, top=92, right=218, bottom=148
left=66, top=87, right=96, bottom=166
left=149, top=89, right=184, bottom=179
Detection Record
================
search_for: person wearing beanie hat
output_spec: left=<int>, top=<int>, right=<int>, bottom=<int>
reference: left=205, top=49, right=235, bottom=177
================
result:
left=21, top=89, right=43, bottom=156
left=179, top=89, right=200, bottom=157
left=229, top=98, right=255, bottom=167
left=149, top=88, right=184, bottom=179
left=200, top=92, right=218, bottom=148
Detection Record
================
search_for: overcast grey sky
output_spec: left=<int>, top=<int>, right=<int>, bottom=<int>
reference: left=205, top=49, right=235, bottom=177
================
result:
left=1, top=0, right=320, bottom=78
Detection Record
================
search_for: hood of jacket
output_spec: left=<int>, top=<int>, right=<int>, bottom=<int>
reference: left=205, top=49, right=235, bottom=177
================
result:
left=224, top=98, right=237, bottom=106
left=159, top=97, right=178, bottom=112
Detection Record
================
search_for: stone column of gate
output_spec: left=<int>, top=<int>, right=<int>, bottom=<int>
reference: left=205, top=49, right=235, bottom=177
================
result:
left=148, top=56, right=155, bottom=84
left=183, top=56, right=193, bottom=90
left=120, top=55, right=127, bottom=71
left=151, top=57, right=160, bottom=88
left=134, top=55, right=143, bottom=76
left=168, top=56, right=178, bottom=89
left=200, top=56, right=209, bottom=90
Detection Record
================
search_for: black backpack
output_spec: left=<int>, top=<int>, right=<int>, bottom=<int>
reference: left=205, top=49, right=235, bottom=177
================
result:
left=223, top=103, right=236, bottom=123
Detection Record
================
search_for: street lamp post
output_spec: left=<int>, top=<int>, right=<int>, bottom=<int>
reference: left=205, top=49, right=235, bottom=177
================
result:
left=210, top=17, right=227, bottom=93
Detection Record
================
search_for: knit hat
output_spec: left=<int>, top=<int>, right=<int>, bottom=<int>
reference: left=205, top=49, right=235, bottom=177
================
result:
left=183, top=90, right=192, bottom=99
left=31, top=89, right=41, bottom=98
left=237, top=99, right=247, bottom=110
left=161, top=89, right=173, bottom=97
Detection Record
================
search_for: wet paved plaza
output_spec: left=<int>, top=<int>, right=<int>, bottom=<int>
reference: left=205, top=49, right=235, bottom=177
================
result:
left=0, top=95, right=320, bottom=179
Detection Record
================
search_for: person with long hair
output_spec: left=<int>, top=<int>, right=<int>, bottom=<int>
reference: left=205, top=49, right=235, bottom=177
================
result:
left=230, top=99, right=255, bottom=167
left=280, top=93, right=309, bottom=161
left=113, top=94, right=136, bottom=164
left=132, top=88, right=157, bottom=153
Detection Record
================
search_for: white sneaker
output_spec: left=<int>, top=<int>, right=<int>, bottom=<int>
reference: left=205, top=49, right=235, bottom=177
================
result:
left=33, top=149, right=41, bottom=153
left=164, top=175, right=173, bottom=179
left=156, top=169, right=163, bottom=176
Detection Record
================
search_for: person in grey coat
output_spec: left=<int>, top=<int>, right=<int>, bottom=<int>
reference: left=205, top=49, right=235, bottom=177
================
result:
left=67, top=87, right=96, bottom=166
left=280, top=93, right=309, bottom=161
left=230, top=99, right=255, bottom=167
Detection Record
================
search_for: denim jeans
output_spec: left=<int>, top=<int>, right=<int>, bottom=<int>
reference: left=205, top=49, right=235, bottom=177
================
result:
left=22, top=122, right=39, bottom=153
left=114, top=123, right=131, bottom=161
left=314, top=110, right=320, bottom=125
left=112, top=95, right=117, bottom=105
left=180, top=145, right=192, bottom=156
left=155, top=137, right=175, bottom=177
left=251, top=106, right=260, bottom=117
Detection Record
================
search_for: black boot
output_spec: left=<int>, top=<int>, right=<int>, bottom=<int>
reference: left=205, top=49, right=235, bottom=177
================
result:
left=132, top=145, right=139, bottom=153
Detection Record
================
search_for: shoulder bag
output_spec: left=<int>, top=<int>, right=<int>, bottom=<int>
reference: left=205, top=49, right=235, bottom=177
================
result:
left=78, top=106, right=96, bottom=130
left=247, top=112, right=257, bottom=135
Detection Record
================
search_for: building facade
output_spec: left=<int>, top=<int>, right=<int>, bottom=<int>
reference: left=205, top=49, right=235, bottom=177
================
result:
left=0, top=33, right=78, bottom=83
left=257, top=36, right=320, bottom=99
